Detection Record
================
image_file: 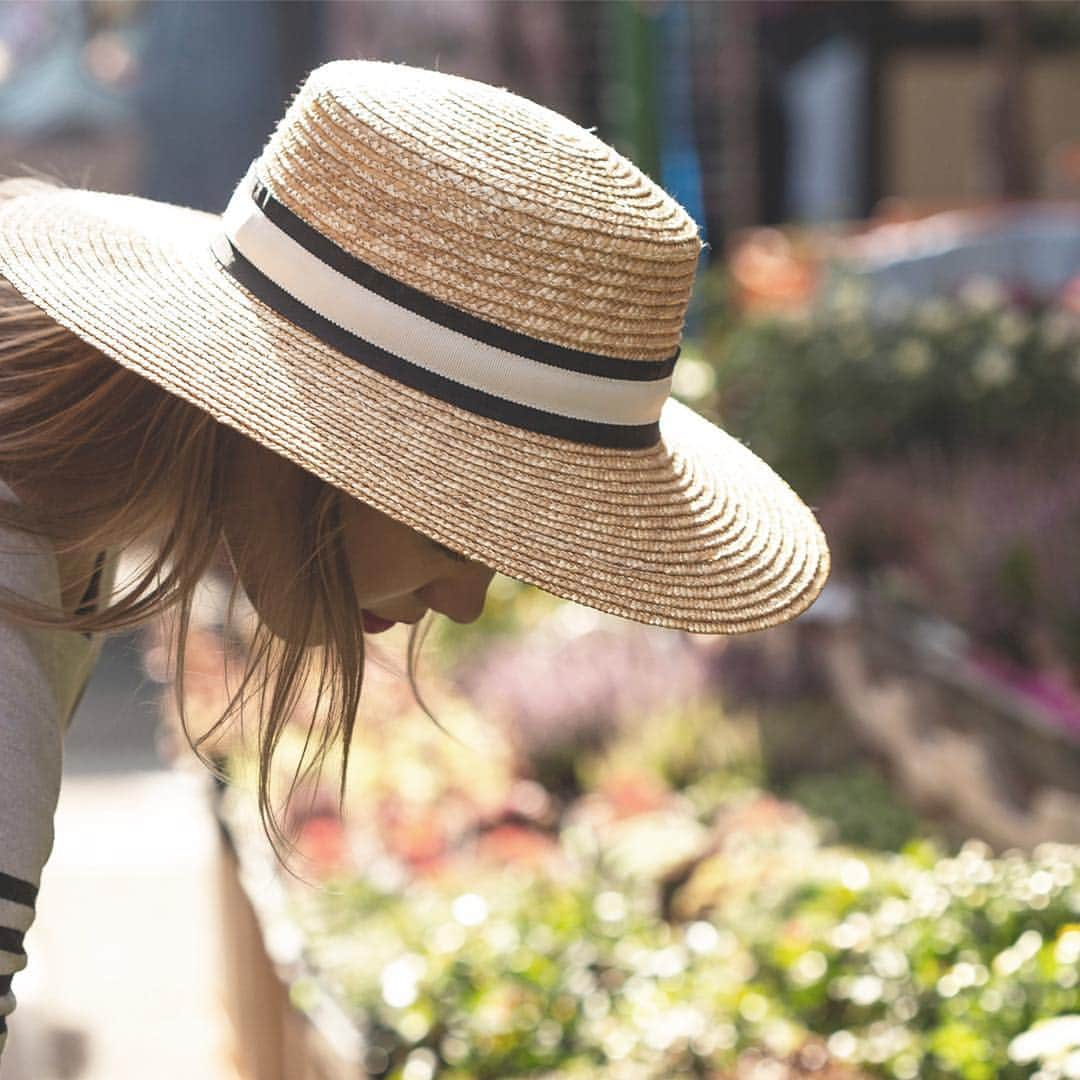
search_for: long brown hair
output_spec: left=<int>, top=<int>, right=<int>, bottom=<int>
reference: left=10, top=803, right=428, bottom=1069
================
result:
left=0, top=176, right=443, bottom=877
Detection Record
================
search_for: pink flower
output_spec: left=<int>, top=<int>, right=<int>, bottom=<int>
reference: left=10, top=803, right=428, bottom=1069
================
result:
left=297, top=815, right=347, bottom=877
left=598, top=771, right=672, bottom=820
left=474, top=823, right=559, bottom=869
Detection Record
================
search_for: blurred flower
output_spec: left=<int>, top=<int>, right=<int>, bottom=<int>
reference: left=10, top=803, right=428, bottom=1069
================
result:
left=995, top=310, right=1030, bottom=349
left=1060, top=273, right=1080, bottom=313
left=671, top=351, right=716, bottom=403
left=892, top=338, right=933, bottom=379
left=266, top=749, right=1080, bottom=1080
left=82, top=30, right=136, bottom=86
left=597, top=769, right=672, bottom=820
left=958, top=274, right=1008, bottom=314
left=826, top=277, right=871, bottom=323
left=296, top=815, right=348, bottom=878
left=821, top=433, right=1080, bottom=687
left=971, top=345, right=1016, bottom=388
left=474, top=824, right=561, bottom=870
left=817, top=456, right=937, bottom=580
left=376, top=796, right=455, bottom=869
left=453, top=620, right=712, bottom=761
left=381, top=953, right=425, bottom=1009
left=730, top=228, right=817, bottom=313
left=711, top=265, right=1080, bottom=505
left=1008, top=1014, right=1080, bottom=1066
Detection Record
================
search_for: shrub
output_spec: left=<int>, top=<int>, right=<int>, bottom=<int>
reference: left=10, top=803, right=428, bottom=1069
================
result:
left=696, top=272, right=1080, bottom=503
left=816, top=432, right=1080, bottom=682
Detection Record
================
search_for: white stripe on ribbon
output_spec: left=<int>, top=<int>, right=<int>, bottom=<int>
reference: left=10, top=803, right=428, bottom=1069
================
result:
left=221, top=169, right=672, bottom=427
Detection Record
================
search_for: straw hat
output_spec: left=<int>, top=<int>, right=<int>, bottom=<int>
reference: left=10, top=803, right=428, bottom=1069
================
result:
left=0, top=59, right=829, bottom=634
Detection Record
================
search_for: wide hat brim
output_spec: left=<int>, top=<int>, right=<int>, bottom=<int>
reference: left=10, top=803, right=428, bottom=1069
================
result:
left=0, top=187, right=830, bottom=634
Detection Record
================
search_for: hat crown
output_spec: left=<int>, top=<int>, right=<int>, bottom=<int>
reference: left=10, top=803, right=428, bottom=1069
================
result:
left=253, top=60, right=702, bottom=361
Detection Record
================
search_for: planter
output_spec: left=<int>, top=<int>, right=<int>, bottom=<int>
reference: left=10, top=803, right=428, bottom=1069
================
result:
left=810, top=579, right=1080, bottom=851
left=212, top=775, right=367, bottom=1080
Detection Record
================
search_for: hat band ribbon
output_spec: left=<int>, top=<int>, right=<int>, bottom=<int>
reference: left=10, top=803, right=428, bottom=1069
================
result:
left=209, top=165, right=676, bottom=448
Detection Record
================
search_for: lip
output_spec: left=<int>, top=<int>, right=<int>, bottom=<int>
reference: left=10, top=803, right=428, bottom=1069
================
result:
left=361, top=610, right=397, bottom=634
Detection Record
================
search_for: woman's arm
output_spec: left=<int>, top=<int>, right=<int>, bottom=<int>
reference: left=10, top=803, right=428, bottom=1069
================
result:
left=0, top=540, right=69, bottom=1063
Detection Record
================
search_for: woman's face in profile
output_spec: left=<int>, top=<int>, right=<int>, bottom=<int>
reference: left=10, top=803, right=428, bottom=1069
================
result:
left=338, top=496, right=495, bottom=627
left=221, top=436, right=495, bottom=638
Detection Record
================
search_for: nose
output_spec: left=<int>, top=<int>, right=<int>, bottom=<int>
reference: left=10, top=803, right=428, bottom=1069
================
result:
left=418, top=562, right=496, bottom=624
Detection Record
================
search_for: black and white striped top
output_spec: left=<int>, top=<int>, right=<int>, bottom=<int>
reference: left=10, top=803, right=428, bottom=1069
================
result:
left=0, top=478, right=117, bottom=1061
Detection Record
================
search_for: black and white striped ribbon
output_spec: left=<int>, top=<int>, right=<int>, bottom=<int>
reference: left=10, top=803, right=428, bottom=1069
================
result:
left=209, top=164, right=677, bottom=448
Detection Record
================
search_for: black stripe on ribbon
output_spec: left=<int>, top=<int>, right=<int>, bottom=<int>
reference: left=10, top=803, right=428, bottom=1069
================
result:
left=0, top=973, right=11, bottom=996
left=248, top=174, right=679, bottom=383
left=209, top=230, right=666, bottom=449
left=0, top=871, right=36, bottom=909
left=0, top=927, right=25, bottom=957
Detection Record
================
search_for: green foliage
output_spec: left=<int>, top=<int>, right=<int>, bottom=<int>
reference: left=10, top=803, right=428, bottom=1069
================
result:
left=694, top=272, right=1080, bottom=503
left=225, top=577, right=1080, bottom=1077
left=781, top=764, right=922, bottom=852
left=286, top=816, right=1080, bottom=1079
left=584, top=695, right=765, bottom=816
left=699, top=266, right=1080, bottom=684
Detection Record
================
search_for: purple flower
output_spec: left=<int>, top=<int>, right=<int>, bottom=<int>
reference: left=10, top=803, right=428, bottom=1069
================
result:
left=452, top=619, right=712, bottom=757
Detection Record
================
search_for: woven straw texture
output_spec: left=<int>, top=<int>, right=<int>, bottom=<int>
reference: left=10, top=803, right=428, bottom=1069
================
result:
left=0, top=60, right=830, bottom=633
left=262, top=61, right=701, bottom=360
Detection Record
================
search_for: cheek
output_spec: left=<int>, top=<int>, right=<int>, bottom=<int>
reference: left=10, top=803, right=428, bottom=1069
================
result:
left=348, top=548, right=423, bottom=603
left=341, top=508, right=437, bottom=604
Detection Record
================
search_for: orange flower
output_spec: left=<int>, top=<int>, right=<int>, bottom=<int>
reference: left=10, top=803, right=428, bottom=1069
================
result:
left=475, top=824, right=558, bottom=869
left=297, top=815, right=348, bottom=876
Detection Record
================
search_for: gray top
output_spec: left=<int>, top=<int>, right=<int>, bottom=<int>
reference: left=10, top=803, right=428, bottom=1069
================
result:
left=0, top=477, right=119, bottom=1059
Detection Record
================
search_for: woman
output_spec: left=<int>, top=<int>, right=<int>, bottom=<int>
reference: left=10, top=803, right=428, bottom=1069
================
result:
left=0, top=60, right=830, bottom=1057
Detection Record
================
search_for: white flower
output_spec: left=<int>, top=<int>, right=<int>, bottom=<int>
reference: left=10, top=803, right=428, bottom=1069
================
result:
left=671, top=354, right=716, bottom=402
left=1008, top=1014, right=1080, bottom=1064
left=958, top=274, right=1008, bottom=314
left=452, top=892, right=488, bottom=926
left=381, top=953, right=426, bottom=1008
left=995, top=310, right=1030, bottom=348
left=972, top=346, right=1016, bottom=388
left=828, top=277, right=871, bottom=321
left=892, top=338, right=933, bottom=379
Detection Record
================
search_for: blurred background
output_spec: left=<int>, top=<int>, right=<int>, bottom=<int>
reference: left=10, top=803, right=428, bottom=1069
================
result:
left=3, top=2, right=1080, bottom=1078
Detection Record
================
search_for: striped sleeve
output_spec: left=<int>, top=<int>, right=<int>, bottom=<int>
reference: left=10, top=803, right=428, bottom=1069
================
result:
left=0, top=871, right=38, bottom=1055
left=0, top=540, right=65, bottom=1064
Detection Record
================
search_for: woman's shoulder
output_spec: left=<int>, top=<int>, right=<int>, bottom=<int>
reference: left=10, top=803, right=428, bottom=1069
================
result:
left=0, top=475, right=121, bottom=603
left=0, top=474, right=118, bottom=726
left=0, top=474, right=64, bottom=608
